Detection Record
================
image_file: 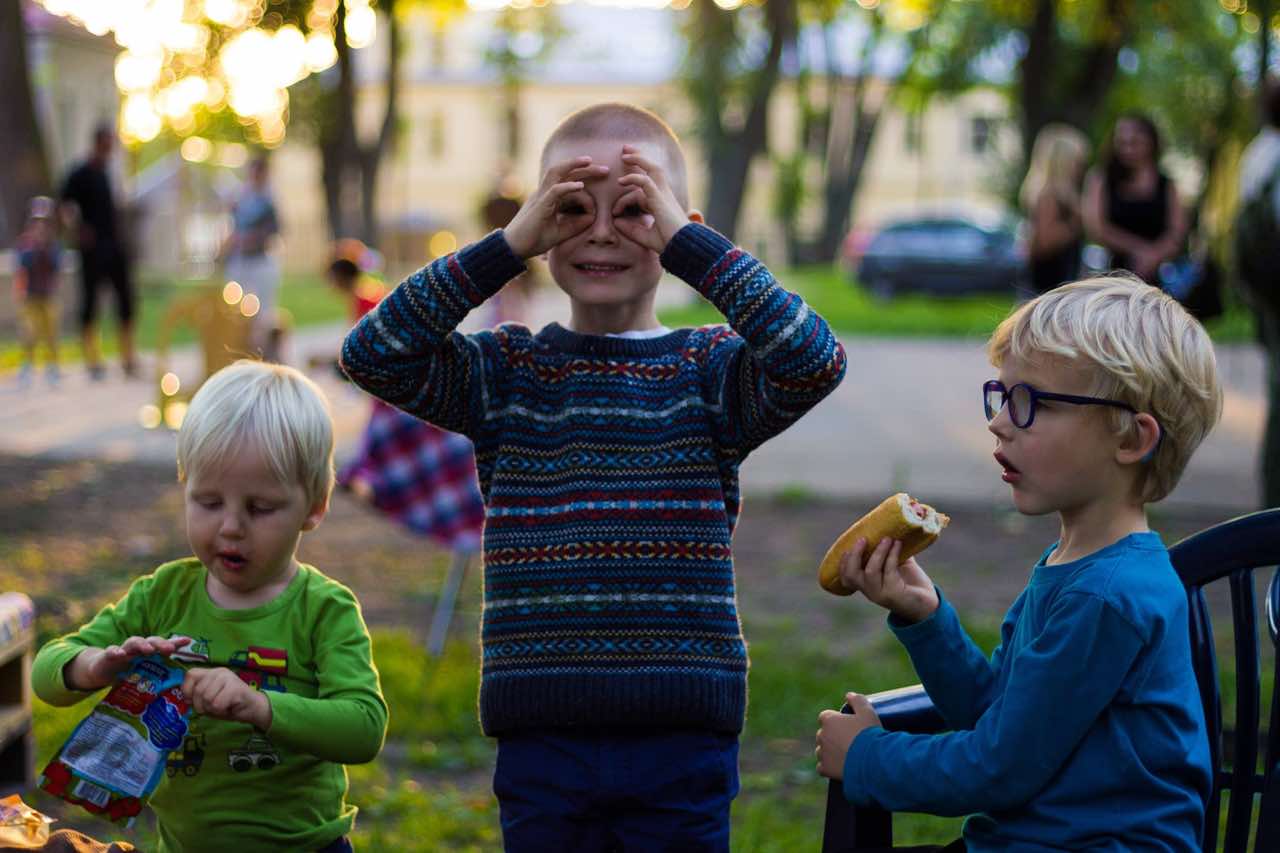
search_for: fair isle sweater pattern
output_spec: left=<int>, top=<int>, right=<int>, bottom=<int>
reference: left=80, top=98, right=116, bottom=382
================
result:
left=341, top=223, right=847, bottom=735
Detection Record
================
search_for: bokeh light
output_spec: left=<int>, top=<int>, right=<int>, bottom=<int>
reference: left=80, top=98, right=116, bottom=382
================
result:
left=164, top=401, right=189, bottom=430
left=138, top=404, right=163, bottom=429
left=222, top=281, right=243, bottom=304
left=34, top=0, right=349, bottom=145
left=429, top=230, right=459, bottom=258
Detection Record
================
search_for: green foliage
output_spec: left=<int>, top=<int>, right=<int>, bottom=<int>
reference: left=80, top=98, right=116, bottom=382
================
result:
left=659, top=265, right=1257, bottom=343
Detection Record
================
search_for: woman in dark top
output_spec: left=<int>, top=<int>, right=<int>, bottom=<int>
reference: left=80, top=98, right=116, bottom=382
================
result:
left=1020, top=123, right=1090, bottom=293
left=1083, top=114, right=1186, bottom=284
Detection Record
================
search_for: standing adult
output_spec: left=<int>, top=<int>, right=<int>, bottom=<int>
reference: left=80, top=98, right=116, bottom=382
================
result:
left=222, top=156, right=282, bottom=360
left=1237, top=80, right=1280, bottom=506
left=60, top=124, right=136, bottom=380
left=1019, top=123, right=1090, bottom=293
left=1083, top=114, right=1187, bottom=284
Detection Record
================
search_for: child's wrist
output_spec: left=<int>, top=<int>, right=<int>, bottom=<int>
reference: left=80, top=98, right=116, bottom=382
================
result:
left=892, top=598, right=938, bottom=625
left=65, top=649, right=105, bottom=691
left=250, top=690, right=273, bottom=731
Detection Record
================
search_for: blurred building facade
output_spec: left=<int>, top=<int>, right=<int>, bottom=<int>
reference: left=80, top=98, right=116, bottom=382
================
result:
left=270, top=6, right=1018, bottom=277
left=12, top=5, right=1019, bottom=285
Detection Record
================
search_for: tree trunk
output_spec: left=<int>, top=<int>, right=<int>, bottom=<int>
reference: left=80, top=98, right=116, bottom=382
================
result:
left=694, top=0, right=794, bottom=242
left=1258, top=0, right=1272, bottom=92
left=1017, top=0, right=1131, bottom=158
left=320, top=0, right=401, bottom=249
left=0, top=0, right=52, bottom=245
left=358, top=0, right=400, bottom=248
left=812, top=13, right=893, bottom=262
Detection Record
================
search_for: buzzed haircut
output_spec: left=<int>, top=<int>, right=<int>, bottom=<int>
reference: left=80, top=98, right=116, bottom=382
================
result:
left=541, top=102, right=690, bottom=208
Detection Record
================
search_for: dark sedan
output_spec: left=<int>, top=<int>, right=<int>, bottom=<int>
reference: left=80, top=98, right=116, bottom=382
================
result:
left=855, top=215, right=1026, bottom=299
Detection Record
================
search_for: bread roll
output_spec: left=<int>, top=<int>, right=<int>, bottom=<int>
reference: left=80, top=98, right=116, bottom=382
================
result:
left=818, top=493, right=950, bottom=596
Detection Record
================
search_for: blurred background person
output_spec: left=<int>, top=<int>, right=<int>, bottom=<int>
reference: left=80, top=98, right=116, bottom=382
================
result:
left=222, top=156, right=283, bottom=360
left=326, top=240, right=485, bottom=555
left=1020, top=123, right=1090, bottom=294
left=12, top=195, right=62, bottom=387
left=60, top=124, right=136, bottom=380
left=1084, top=114, right=1186, bottom=284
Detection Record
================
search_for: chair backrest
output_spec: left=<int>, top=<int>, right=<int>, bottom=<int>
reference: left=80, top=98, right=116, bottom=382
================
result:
left=1168, top=509, right=1280, bottom=853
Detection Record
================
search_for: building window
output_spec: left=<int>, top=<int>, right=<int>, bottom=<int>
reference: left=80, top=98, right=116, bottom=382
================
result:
left=970, top=116, right=994, bottom=155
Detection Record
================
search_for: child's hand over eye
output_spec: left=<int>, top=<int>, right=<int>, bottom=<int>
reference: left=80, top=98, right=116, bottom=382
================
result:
left=839, top=538, right=939, bottom=624
left=816, top=692, right=882, bottom=780
left=504, top=156, right=611, bottom=259
left=612, top=145, right=692, bottom=252
left=183, top=667, right=273, bottom=730
left=68, top=635, right=191, bottom=691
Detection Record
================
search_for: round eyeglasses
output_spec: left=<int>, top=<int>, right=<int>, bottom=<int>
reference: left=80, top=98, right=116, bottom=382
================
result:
left=982, top=380, right=1137, bottom=429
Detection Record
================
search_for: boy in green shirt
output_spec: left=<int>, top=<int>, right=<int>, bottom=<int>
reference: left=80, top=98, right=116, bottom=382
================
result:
left=33, top=360, right=388, bottom=852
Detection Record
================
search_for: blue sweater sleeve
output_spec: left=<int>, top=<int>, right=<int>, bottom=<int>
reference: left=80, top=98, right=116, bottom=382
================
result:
left=844, top=590, right=1145, bottom=816
left=887, top=589, right=1012, bottom=729
left=660, top=223, right=846, bottom=455
left=339, top=231, right=527, bottom=436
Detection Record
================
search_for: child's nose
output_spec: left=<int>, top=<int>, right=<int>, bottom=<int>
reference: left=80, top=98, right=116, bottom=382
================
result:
left=987, top=407, right=1014, bottom=439
left=219, top=512, right=246, bottom=537
left=586, top=207, right=618, bottom=244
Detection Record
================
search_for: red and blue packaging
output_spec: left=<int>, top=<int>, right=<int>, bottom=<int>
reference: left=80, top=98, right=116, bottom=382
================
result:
left=39, top=654, right=191, bottom=826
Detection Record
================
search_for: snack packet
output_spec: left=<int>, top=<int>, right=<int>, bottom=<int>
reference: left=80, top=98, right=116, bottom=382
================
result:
left=0, top=794, right=54, bottom=847
left=39, top=654, right=191, bottom=826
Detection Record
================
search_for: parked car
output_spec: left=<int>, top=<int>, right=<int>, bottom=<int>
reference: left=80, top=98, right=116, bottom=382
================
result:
left=855, top=214, right=1027, bottom=299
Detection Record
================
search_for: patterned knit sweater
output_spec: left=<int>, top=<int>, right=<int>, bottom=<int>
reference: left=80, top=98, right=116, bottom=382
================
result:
left=340, top=223, right=846, bottom=735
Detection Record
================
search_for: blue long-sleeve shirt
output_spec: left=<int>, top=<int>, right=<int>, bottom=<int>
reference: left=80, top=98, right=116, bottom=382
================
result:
left=844, top=532, right=1212, bottom=851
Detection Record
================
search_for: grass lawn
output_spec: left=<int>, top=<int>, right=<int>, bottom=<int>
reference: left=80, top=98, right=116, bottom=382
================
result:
left=658, top=266, right=1258, bottom=344
left=28, top=624, right=970, bottom=850
left=0, top=273, right=347, bottom=372
left=11, top=453, right=1271, bottom=851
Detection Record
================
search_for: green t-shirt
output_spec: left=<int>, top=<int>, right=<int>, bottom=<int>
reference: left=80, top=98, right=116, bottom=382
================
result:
left=32, top=558, right=388, bottom=852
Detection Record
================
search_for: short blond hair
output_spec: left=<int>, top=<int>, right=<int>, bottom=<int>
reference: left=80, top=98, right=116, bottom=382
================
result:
left=987, top=275, right=1222, bottom=502
left=177, top=360, right=334, bottom=507
left=540, top=102, right=690, bottom=208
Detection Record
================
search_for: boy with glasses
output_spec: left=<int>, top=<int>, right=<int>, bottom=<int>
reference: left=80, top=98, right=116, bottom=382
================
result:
left=816, top=275, right=1221, bottom=850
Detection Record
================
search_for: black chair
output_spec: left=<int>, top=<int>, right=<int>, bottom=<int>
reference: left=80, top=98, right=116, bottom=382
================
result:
left=822, top=509, right=1280, bottom=853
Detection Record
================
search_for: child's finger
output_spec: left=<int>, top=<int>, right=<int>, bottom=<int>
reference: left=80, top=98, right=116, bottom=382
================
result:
left=120, top=637, right=151, bottom=656
left=545, top=181, right=587, bottom=205
left=543, top=155, right=593, bottom=186
left=611, top=187, right=648, bottom=217
left=837, top=545, right=865, bottom=590
left=863, top=538, right=893, bottom=590
left=565, top=163, right=610, bottom=182
left=617, top=172, right=659, bottom=200
left=886, top=541, right=904, bottom=578
left=620, top=146, right=666, bottom=181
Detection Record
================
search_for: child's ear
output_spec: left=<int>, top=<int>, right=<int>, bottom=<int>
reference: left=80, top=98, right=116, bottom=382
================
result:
left=687, top=209, right=704, bottom=224
left=301, top=495, right=330, bottom=532
left=1116, top=413, right=1161, bottom=466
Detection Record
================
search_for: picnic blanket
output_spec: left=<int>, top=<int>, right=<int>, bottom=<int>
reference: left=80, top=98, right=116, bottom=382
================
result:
left=338, top=401, right=485, bottom=552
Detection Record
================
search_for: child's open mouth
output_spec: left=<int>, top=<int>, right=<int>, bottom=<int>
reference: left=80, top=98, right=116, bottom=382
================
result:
left=574, top=263, right=629, bottom=277
left=217, top=551, right=248, bottom=571
left=995, top=452, right=1021, bottom=484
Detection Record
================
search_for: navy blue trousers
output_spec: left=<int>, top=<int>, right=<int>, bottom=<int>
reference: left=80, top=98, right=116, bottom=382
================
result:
left=494, top=728, right=739, bottom=852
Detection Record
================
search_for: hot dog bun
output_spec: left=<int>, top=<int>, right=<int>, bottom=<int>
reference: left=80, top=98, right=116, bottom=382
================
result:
left=819, top=493, right=950, bottom=596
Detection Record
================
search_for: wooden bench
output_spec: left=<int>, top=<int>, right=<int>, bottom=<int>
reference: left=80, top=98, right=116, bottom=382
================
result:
left=0, top=592, right=35, bottom=794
